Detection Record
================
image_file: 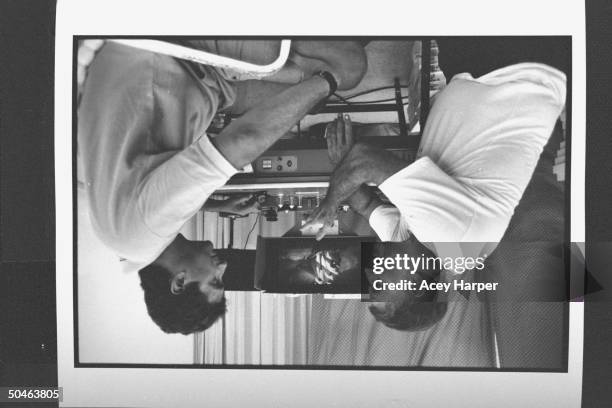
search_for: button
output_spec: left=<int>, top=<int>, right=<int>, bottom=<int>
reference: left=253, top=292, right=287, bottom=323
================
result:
left=287, top=160, right=293, bottom=167
left=277, top=165, right=283, bottom=171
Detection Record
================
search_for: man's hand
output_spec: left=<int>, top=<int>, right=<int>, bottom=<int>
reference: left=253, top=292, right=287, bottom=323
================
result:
left=301, top=198, right=338, bottom=241
left=223, top=194, right=261, bottom=216
left=204, top=194, right=260, bottom=216
left=326, top=113, right=354, bottom=166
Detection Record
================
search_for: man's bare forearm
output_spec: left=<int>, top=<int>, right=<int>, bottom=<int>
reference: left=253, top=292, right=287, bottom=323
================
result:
left=202, top=198, right=224, bottom=212
left=325, top=143, right=409, bottom=208
left=212, top=76, right=330, bottom=169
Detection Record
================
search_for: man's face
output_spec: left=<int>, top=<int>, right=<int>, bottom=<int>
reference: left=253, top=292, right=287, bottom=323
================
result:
left=184, top=241, right=227, bottom=303
left=308, top=246, right=360, bottom=284
left=280, top=244, right=361, bottom=285
left=366, top=268, right=419, bottom=322
left=336, top=246, right=360, bottom=272
left=315, top=247, right=359, bottom=273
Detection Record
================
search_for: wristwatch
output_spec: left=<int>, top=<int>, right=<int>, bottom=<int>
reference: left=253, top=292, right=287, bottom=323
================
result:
left=314, top=71, right=338, bottom=97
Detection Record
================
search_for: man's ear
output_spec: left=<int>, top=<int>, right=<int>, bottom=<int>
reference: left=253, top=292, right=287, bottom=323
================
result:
left=170, top=272, right=187, bottom=295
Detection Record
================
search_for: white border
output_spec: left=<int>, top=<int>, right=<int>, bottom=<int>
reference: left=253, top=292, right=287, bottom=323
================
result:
left=56, top=0, right=585, bottom=406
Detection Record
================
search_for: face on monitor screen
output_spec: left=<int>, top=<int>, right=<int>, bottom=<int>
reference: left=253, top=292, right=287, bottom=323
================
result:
left=255, top=236, right=374, bottom=294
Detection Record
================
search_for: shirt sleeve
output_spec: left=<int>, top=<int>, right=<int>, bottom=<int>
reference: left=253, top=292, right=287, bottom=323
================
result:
left=368, top=204, right=412, bottom=242
left=136, top=134, right=238, bottom=239
left=377, top=156, right=507, bottom=271
left=378, top=156, right=479, bottom=241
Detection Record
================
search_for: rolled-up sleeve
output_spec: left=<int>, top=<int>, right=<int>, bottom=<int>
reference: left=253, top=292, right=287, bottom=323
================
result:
left=368, top=204, right=412, bottom=242
left=137, top=134, right=237, bottom=239
left=378, top=156, right=480, bottom=243
left=376, top=157, right=507, bottom=268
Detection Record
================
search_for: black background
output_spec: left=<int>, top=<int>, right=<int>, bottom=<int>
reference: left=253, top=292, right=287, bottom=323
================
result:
left=0, top=0, right=58, bottom=400
left=0, top=1, right=610, bottom=407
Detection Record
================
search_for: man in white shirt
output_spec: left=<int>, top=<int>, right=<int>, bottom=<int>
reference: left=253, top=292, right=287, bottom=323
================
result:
left=303, top=63, right=566, bottom=330
left=78, top=40, right=367, bottom=334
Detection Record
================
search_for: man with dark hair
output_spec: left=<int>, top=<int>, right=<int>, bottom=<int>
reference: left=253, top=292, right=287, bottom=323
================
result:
left=304, top=63, right=566, bottom=331
left=78, top=40, right=367, bottom=334
left=368, top=295, right=447, bottom=332
left=139, top=264, right=227, bottom=335
left=364, top=237, right=448, bottom=332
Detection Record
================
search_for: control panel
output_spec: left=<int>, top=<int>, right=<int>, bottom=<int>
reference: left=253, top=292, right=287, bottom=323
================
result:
left=258, top=155, right=298, bottom=173
left=216, top=188, right=337, bottom=222
left=261, top=190, right=326, bottom=221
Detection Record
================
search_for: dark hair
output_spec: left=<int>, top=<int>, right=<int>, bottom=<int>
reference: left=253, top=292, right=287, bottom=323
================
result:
left=369, top=295, right=448, bottom=332
left=138, top=264, right=227, bottom=335
left=368, top=239, right=448, bottom=332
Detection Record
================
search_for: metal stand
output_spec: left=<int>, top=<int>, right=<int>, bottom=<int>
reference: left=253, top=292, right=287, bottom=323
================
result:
left=420, top=39, right=432, bottom=130
left=228, top=217, right=234, bottom=249
left=394, top=77, right=408, bottom=137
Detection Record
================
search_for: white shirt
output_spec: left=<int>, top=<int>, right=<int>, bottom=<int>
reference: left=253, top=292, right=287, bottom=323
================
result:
left=368, top=63, right=566, bottom=268
left=78, top=42, right=238, bottom=271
